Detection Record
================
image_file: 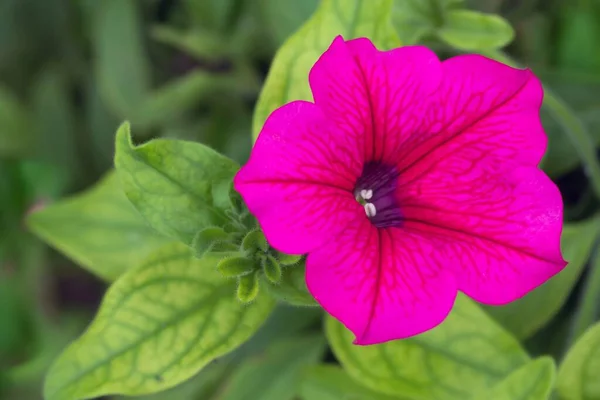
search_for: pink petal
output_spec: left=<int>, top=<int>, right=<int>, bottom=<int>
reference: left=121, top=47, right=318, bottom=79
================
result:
left=306, top=214, right=457, bottom=345
left=399, top=166, right=565, bottom=304
left=309, top=36, right=442, bottom=165
left=394, top=55, right=565, bottom=303
left=397, top=55, right=546, bottom=173
left=234, top=100, right=362, bottom=254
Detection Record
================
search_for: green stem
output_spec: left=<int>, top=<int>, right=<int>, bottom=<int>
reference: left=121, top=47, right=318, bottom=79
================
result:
left=482, top=49, right=600, bottom=199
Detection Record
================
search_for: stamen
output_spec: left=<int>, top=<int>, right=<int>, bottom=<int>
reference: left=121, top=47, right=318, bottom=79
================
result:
left=364, top=203, right=377, bottom=217
left=360, top=189, right=373, bottom=200
left=354, top=162, right=402, bottom=228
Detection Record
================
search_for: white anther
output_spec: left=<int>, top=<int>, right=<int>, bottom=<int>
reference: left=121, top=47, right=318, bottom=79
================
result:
left=360, top=189, right=373, bottom=200
left=364, top=203, right=377, bottom=218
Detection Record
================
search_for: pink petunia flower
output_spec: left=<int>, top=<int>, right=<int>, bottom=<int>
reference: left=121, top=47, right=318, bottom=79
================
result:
left=235, top=36, right=566, bottom=345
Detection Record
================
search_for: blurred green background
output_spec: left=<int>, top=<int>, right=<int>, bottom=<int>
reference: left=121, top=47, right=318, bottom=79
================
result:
left=1, top=0, right=600, bottom=398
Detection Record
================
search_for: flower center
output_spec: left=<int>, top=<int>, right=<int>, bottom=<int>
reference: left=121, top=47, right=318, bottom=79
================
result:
left=354, top=162, right=402, bottom=229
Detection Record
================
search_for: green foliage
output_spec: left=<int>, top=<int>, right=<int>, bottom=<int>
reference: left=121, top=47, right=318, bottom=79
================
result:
left=27, top=171, right=171, bottom=281
left=0, top=85, right=32, bottom=156
left=263, top=262, right=318, bottom=307
left=44, top=243, right=275, bottom=400
left=557, top=322, right=600, bottom=400
left=485, top=216, right=600, bottom=339
left=474, top=357, right=556, bottom=400
left=437, top=10, right=514, bottom=50
left=256, top=0, right=319, bottom=46
left=217, top=255, right=256, bottom=278
left=217, top=335, right=325, bottom=400
left=93, top=0, right=151, bottom=118
left=300, top=365, right=400, bottom=400
left=114, top=122, right=240, bottom=244
left=252, top=0, right=400, bottom=138
left=326, top=295, right=529, bottom=399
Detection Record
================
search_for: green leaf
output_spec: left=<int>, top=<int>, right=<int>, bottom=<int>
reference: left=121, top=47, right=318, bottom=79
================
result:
left=252, top=0, right=400, bottom=139
left=557, top=322, right=600, bottom=400
left=262, top=255, right=282, bottom=284
left=217, top=256, right=256, bottom=278
left=437, top=10, right=514, bottom=51
left=264, top=263, right=318, bottom=307
left=93, top=0, right=151, bottom=117
left=485, top=216, right=600, bottom=339
left=0, top=85, right=32, bottom=157
left=43, top=243, right=275, bottom=400
left=114, top=122, right=239, bottom=244
left=300, top=366, right=401, bottom=400
left=242, top=229, right=268, bottom=253
left=217, top=335, right=326, bottom=400
left=277, top=252, right=302, bottom=266
left=326, top=294, right=529, bottom=399
left=191, top=227, right=229, bottom=258
left=257, top=0, right=319, bottom=46
left=473, top=357, right=556, bottom=400
left=237, top=271, right=260, bottom=303
left=27, top=171, right=170, bottom=281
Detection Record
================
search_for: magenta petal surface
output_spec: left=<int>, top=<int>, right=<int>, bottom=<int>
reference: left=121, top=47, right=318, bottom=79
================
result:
left=310, top=36, right=442, bottom=165
left=306, top=215, right=457, bottom=345
left=397, top=55, right=565, bottom=303
left=234, top=100, right=362, bottom=254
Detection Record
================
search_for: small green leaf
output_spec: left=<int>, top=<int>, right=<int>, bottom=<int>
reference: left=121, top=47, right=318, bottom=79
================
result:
left=485, top=216, right=600, bottom=339
left=218, top=256, right=256, bottom=278
left=473, top=357, right=556, bottom=400
left=326, top=294, right=529, bottom=399
left=242, top=229, right=268, bottom=253
left=114, top=122, right=239, bottom=244
left=237, top=271, right=260, bottom=303
left=43, top=243, right=274, bottom=400
left=437, top=10, right=515, bottom=51
left=557, top=322, right=600, bottom=400
left=218, top=335, right=326, bottom=400
left=264, top=263, right=318, bottom=307
left=192, top=227, right=229, bottom=258
left=277, top=252, right=303, bottom=266
left=262, top=255, right=282, bottom=284
left=93, top=0, right=151, bottom=117
left=27, top=171, right=170, bottom=281
left=252, top=0, right=400, bottom=139
left=300, top=366, right=402, bottom=400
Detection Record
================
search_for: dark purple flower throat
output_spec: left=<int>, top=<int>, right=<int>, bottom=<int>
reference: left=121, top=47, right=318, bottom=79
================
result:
left=354, top=162, right=402, bottom=228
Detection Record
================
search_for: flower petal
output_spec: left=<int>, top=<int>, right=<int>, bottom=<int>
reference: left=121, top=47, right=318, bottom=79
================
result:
left=235, top=100, right=362, bottom=254
left=392, top=56, right=565, bottom=302
left=397, top=55, right=546, bottom=174
left=399, top=165, right=566, bottom=304
left=309, top=36, right=442, bottom=165
left=306, top=215, right=457, bottom=345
